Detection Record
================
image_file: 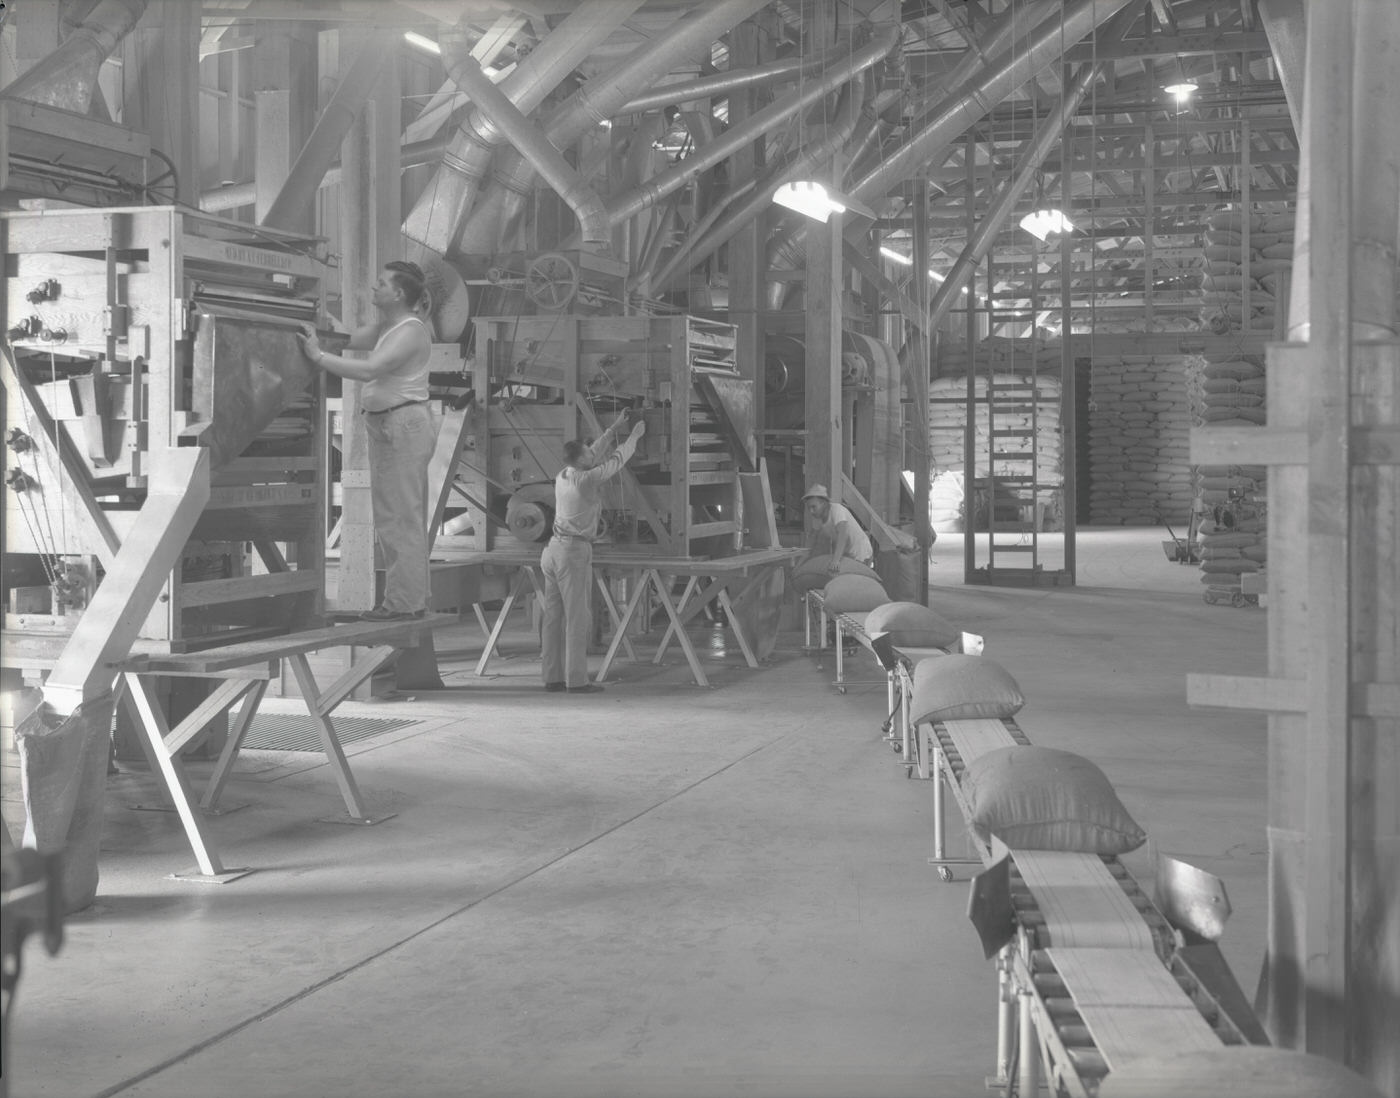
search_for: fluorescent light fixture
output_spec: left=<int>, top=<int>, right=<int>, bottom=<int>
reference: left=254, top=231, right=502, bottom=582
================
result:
left=773, top=181, right=876, bottom=223
left=1164, top=81, right=1198, bottom=102
left=879, top=246, right=913, bottom=266
left=404, top=31, right=441, bottom=55
left=1019, top=208, right=1075, bottom=241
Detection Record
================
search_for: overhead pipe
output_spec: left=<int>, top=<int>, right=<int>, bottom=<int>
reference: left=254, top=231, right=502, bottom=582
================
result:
left=613, top=39, right=863, bottom=116
left=0, top=0, right=146, bottom=113
left=603, top=25, right=898, bottom=228
left=760, top=0, right=1134, bottom=307
left=913, top=0, right=1059, bottom=112
left=925, top=61, right=1106, bottom=332
left=454, top=0, right=771, bottom=257
left=849, top=0, right=1134, bottom=207
left=402, top=0, right=643, bottom=254
left=441, top=52, right=611, bottom=248
left=653, top=75, right=869, bottom=298
left=261, top=40, right=391, bottom=231
left=201, top=134, right=451, bottom=213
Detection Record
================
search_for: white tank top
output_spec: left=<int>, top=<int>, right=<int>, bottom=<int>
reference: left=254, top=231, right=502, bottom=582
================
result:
left=362, top=315, right=430, bottom=411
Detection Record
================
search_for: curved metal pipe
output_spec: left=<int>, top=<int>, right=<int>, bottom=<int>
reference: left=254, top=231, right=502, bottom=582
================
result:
left=441, top=52, right=611, bottom=247
left=0, top=0, right=146, bottom=113
left=402, top=0, right=642, bottom=253
left=605, top=24, right=898, bottom=228
left=455, top=0, right=771, bottom=256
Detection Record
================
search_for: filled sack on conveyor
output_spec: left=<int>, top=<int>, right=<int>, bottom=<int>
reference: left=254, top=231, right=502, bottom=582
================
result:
left=863, top=601, right=961, bottom=651
left=962, top=745, right=1147, bottom=855
left=819, top=573, right=890, bottom=613
left=908, top=654, right=1025, bottom=723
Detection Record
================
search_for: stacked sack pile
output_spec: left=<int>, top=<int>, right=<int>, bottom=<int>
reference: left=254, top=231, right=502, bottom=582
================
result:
left=1086, top=356, right=1195, bottom=525
left=1198, top=208, right=1294, bottom=336
left=1184, top=353, right=1268, bottom=602
left=929, top=338, right=1063, bottom=533
left=1186, top=207, right=1290, bottom=602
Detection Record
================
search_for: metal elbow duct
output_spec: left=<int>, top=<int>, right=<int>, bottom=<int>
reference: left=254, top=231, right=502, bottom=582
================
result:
left=456, top=0, right=771, bottom=256
left=0, top=0, right=146, bottom=113
left=444, top=53, right=611, bottom=248
left=403, top=0, right=643, bottom=253
left=605, top=24, right=898, bottom=228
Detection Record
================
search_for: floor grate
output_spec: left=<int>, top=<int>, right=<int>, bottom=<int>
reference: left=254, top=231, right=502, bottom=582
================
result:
left=242, top=714, right=417, bottom=753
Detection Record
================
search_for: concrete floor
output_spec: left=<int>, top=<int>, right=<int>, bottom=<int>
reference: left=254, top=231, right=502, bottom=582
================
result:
left=2, top=528, right=1268, bottom=1098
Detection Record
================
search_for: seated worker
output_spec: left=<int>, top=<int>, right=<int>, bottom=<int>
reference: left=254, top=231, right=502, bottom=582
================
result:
left=541, top=411, right=647, bottom=695
left=802, top=483, right=874, bottom=576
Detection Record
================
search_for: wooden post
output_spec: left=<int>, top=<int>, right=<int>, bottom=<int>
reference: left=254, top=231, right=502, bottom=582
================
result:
left=912, top=178, right=932, bottom=605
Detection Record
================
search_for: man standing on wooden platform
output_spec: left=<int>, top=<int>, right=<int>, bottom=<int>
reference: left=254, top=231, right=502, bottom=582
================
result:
left=299, top=261, right=435, bottom=622
left=542, top=412, right=646, bottom=694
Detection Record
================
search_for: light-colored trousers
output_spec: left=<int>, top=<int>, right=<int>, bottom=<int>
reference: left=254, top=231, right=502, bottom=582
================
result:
left=540, top=537, right=592, bottom=687
left=365, top=402, right=435, bottom=614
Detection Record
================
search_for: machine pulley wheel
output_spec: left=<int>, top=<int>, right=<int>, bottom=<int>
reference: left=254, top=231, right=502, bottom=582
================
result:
left=525, top=252, right=580, bottom=310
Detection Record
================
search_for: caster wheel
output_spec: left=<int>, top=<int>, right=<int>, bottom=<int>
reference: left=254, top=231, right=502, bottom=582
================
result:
left=1203, top=592, right=1218, bottom=605
left=1231, top=592, right=1246, bottom=608
left=893, top=742, right=902, bottom=753
left=1246, top=595, right=1260, bottom=607
left=905, top=766, right=914, bottom=779
left=937, top=866, right=954, bottom=882
left=837, top=687, right=846, bottom=695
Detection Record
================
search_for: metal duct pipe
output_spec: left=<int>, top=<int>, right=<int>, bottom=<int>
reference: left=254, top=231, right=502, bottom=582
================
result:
left=261, top=40, right=391, bottom=231
left=402, top=0, right=642, bottom=254
left=442, top=52, right=611, bottom=247
left=455, top=0, right=770, bottom=256
left=1257, top=0, right=1307, bottom=133
left=614, top=42, right=857, bottom=115
left=0, top=0, right=146, bottom=113
left=605, top=25, right=898, bottom=228
left=759, top=0, right=1132, bottom=308
left=916, top=0, right=1059, bottom=108
left=201, top=134, right=451, bottom=213
left=925, top=61, right=1106, bottom=332
left=654, top=75, right=867, bottom=298
left=849, top=0, right=1133, bottom=207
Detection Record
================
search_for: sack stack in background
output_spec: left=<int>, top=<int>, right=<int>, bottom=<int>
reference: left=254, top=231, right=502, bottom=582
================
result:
left=929, top=338, right=1063, bottom=533
left=1188, top=208, right=1290, bottom=600
left=1198, top=208, right=1294, bottom=336
left=1086, top=356, right=1195, bottom=524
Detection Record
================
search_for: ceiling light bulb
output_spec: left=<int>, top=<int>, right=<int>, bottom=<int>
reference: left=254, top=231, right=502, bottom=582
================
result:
left=1164, top=81, right=1197, bottom=101
left=773, top=181, right=842, bottom=223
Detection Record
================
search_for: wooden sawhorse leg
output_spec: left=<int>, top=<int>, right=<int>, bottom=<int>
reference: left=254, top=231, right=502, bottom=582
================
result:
left=593, top=571, right=637, bottom=663
left=474, top=566, right=543, bottom=676
left=596, top=569, right=709, bottom=687
left=123, top=673, right=256, bottom=882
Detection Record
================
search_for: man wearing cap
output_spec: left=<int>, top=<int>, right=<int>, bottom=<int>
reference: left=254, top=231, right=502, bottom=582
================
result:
left=541, top=411, right=647, bottom=695
left=802, top=483, right=874, bottom=574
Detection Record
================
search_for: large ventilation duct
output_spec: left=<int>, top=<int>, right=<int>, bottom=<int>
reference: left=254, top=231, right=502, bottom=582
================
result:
left=443, top=53, right=611, bottom=248
left=402, top=0, right=642, bottom=255
left=261, top=40, right=391, bottom=231
left=603, top=25, right=898, bottom=229
left=454, top=0, right=771, bottom=257
left=0, top=0, right=146, bottom=114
